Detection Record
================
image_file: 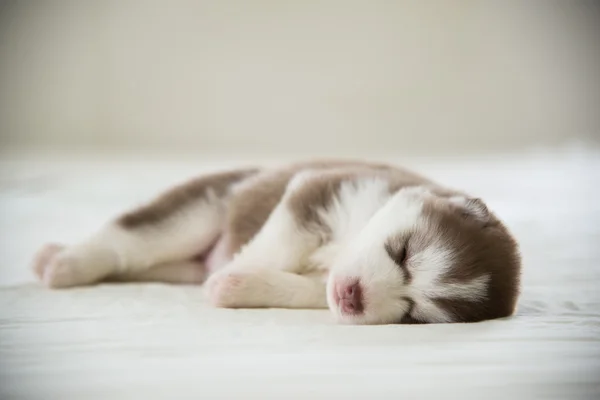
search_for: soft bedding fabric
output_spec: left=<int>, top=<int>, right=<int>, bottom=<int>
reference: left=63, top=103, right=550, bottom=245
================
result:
left=1, top=148, right=599, bottom=400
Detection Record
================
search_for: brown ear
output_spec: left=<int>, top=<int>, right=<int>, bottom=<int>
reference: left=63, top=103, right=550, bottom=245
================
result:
left=448, top=196, right=491, bottom=226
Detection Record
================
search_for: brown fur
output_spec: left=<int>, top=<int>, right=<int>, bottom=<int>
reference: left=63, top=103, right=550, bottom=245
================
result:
left=118, top=168, right=259, bottom=229
left=418, top=199, right=521, bottom=322
left=226, top=169, right=293, bottom=254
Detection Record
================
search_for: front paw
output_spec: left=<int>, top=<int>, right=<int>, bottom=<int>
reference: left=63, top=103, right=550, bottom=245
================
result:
left=205, top=269, right=257, bottom=308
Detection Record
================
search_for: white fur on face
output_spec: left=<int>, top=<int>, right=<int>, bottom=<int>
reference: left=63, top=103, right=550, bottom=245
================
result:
left=309, top=177, right=392, bottom=274
left=325, top=186, right=488, bottom=325
left=327, top=187, right=427, bottom=324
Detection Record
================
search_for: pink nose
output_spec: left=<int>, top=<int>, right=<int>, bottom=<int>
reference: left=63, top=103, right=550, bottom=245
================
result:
left=338, top=281, right=363, bottom=314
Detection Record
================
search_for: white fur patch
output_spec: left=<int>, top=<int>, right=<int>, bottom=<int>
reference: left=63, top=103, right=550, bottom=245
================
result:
left=411, top=276, right=490, bottom=323
left=409, top=245, right=455, bottom=295
left=351, top=186, right=426, bottom=252
left=229, top=193, right=319, bottom=273
left=408, top=244, right=490, bottom=323
left=310, top=178, right=392, bottom=271
left=108, top=197, right=223, bottom=271
left=427, top=274, right=491, bottom=301
left=326, top=187, right=428, bottom=324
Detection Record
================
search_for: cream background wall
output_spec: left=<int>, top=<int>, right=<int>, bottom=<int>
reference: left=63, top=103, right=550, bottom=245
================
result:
left=1, top=1, right=598, bottom=158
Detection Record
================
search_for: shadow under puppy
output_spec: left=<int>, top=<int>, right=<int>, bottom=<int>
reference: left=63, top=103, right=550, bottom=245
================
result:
left=32, top=159, right=521, bottom=325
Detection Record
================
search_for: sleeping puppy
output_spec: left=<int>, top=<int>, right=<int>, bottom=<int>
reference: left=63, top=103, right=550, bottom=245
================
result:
left=31, top=160, right=521, bottom=324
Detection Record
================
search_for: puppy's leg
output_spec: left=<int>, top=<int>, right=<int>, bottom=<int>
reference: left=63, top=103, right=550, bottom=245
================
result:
left=207, top=268, right=327, bottom=308
left=206, top=170, right=354, bottom=308
left=32, top=169, right=257, bottom=288
left=213, top=170, right=330, bottom=275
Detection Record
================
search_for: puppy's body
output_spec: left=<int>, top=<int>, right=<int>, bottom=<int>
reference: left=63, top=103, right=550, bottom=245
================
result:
left=33, top=160, right=521, bottom=325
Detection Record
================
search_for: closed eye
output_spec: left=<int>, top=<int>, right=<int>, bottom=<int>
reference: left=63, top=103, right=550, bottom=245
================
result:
left=384, top=243, right=407, bottom=265
left=397, top=247, right=408, bottom=265
left=385, top=241, right=412, bottom=283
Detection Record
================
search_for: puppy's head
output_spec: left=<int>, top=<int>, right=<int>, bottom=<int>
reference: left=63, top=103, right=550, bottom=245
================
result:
left=326, top=186, right=521, bottom=325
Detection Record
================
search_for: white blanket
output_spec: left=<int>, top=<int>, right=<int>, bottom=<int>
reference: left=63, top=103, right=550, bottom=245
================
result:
left=1, top=148, right=599, bottom=400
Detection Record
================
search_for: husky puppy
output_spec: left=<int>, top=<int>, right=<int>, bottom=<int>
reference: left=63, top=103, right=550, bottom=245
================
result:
left=32, top=160, right=521, bottom=324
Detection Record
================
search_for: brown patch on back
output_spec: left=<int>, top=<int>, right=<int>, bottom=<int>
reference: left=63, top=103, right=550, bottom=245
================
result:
left=224, top=159, right=434, bottom=255
left=286, top=171, right=356, bottom=233
left=286, top=164, right=437, bottom=233
left=226, top=170, right=293, bottom=253
left=224, top=158, right=476, bottom=263
left=118, top=168, right=259, bottom=229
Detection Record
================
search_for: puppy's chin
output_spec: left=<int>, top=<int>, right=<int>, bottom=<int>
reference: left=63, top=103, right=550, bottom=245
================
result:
left=328, top=307, right=391, bottom=325
left=327, top=303, right=368, bottom=325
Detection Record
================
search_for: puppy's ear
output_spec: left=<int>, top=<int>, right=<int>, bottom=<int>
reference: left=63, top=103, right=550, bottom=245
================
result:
left=448, top=196, right=491, bottom=226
